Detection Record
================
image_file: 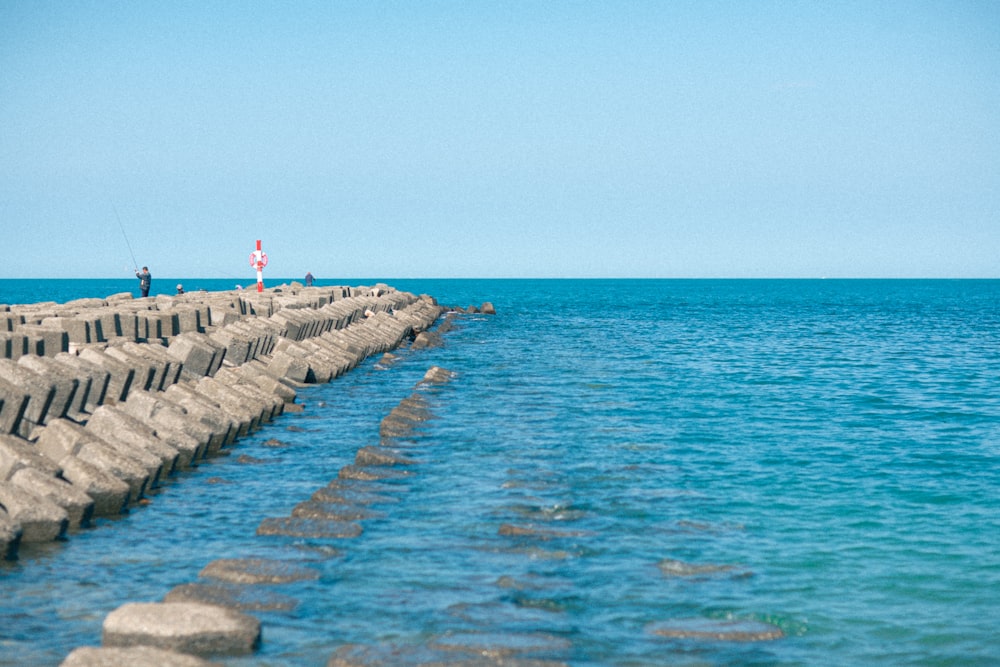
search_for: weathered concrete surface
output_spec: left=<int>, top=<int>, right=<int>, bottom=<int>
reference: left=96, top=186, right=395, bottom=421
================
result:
left=102, top=602, right=261, bottom=656
left=61, top=645, right=222, bottom=667
left=0, top=480, right=68, bottom=542
left=9, top=466, right=94, bottom=528
left=36, top=419, right=152, bottom=503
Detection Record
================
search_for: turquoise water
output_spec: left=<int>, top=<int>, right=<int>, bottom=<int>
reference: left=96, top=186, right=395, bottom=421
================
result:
left=1, top=279, right=998, bottom=666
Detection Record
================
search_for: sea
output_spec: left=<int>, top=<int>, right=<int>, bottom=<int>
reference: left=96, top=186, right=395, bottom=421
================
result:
left=1, top=278, right=998, bottom=666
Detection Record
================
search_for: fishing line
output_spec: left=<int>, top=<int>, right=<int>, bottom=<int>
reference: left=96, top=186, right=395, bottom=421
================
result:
left=114, top=204, right=139, bottom=270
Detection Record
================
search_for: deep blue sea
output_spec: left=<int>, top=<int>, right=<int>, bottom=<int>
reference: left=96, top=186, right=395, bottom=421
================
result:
left=1, top=279, right=998, bottom=666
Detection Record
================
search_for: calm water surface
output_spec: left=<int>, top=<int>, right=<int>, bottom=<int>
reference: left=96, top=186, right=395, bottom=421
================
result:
left=1, top=279, right=998, bottom=666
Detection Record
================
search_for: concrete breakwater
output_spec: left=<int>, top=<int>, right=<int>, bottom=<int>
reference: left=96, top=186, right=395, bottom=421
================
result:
left=0, top=282, right=452, bottom=560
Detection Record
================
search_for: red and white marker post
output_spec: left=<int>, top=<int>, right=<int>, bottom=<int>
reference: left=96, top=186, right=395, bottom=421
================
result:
left=249, top=239, right=268, bottom=293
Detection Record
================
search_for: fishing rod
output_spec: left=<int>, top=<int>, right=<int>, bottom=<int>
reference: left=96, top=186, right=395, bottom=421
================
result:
left=113, top=204, right=139, bottom=271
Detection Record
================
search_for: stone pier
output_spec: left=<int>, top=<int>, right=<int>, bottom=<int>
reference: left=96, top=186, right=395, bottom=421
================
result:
left=0, top=283, right=446, bottom=558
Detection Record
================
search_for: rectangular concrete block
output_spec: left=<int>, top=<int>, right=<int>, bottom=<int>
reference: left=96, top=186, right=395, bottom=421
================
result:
left=79, top=348, right=136, bottom=404
left=0, top=378, right=30, bottom=436
left=0, top=359, right=56, bottom=437
left=0, top=433, right=62, bottom=481
left=11, top=466, right=94, bottom=528
left=36, top=419, right=151, bottom=503
left=57, top=454, right=129, bottom=517
left=17, top=356, right=81, bottom=423
left=87, top=405, right=188, bottom=473
left=0, top=481, right=68, bottom=542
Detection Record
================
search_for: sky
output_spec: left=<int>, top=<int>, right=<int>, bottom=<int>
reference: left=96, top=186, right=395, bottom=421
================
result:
left=1, top=1, right=998, bottom=279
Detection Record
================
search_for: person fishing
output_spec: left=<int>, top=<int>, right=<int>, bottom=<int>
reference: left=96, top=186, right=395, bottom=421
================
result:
left=135, top=266, right=151, bottom=297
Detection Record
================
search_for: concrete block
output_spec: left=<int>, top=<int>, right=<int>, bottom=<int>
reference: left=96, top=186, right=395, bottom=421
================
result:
left=11, top=466, right=94, bottom=528
left=53, top=352, right=111, bottom=413
left=17, top=356, right=81, bottom=422
left=84, top=402, right=186, bottom=482
left=0, top=480, right=68, bottom=542
left=102, top=602, right=261, bottom=656
left=0, top=359, right=56, bottom=437
left=208, top=329, right=251, bottom=365
left=166, top=334, right=222, bottom=378
left=112, top=395, right=209, bottom=465
left=57, top=455, right=129, bottom=517
left=16, top=324, right=69, bottom=356
left=162, top=384, right=237, bottom=450
left=35, top=419, right=151, bottom=503
left=191, top=378, right=260, bottom=436
left=40, top=316, right=92, bottom=345
left=105, top=346, right=159, bottom=392
left=0, top=378, right=30, bottom=436
left=79, top=348, right=136, bottom=404
left=0, top=432, right=62, bottom=480
left=121, top=341, right=181, bottom=389
left=86, top=405, right=188, bottom=474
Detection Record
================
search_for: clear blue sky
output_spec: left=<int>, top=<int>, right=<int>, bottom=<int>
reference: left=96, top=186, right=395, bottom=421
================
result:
left=2, top=1, right=998, bottom=279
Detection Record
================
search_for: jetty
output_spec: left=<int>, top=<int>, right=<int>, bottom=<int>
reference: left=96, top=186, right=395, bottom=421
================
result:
left=0, top=282, right=472, bottom=663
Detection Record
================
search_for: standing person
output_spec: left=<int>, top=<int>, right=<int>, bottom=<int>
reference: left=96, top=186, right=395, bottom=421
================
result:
left=304, top=271, right=314, bottom=287
left=136, top=266, right=151, bottom=297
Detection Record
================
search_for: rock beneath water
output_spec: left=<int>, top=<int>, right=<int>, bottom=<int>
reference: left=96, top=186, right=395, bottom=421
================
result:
left=326, top=641, right=568, bottom=667
left=498, top=523, right=589, bottom=540
left=61, top=645, right=221, bottom=666
left=311, top=486, right=400, bottom=506
left=292, top=500, right=384, bottom=522
left=200, top=558, right=319, bottom=584
left=648, top=618, right=784, bottom=642
left=657, top=558, right=752, bottom=579
left=338, top=465, right=413, bottom=482
left=165, top=582, right=299, bottom=612
left=354, top=446, right=416, bottom=467
left=102, top=601, right=260, bottom=656
left=428, top=631, right=572, bottom=659
left=256, top=516, right=363, bottom=539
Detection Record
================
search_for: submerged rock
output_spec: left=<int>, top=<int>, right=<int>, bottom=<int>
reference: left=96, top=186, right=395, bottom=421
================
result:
left=200, top=558, right=319, bottom=584
left=657, top=558, right=752, bottom=579
left=256, top=516, right=363, bottom=539
left=165, top=582, right=299, bottom=612
left=648, top=618, right=784, bottom=642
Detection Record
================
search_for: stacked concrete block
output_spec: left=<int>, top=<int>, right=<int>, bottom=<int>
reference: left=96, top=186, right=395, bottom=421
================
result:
left=16, top=324, right=69, bottom=357
left=9, top=467, right=94, bottom=529
left=0, top=359, right=57, bottom=438
left=0, top=481, right=68, bottom=542
left=36, top=419, right=152, bottom=503
left=0, top=283, right=455, bottom=568
left=0, top=376, right=30, bottom=436
left=112, top=392, right=214, bottom=465
left=162, top=384, right=238, bottom=452
left=86, top=405, right=189, bottom=475
left=16, top=356, right=83, bottom=422
left=53, top=352, right=111, bottom=414
left=79, top=348, right=136, bottom=404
